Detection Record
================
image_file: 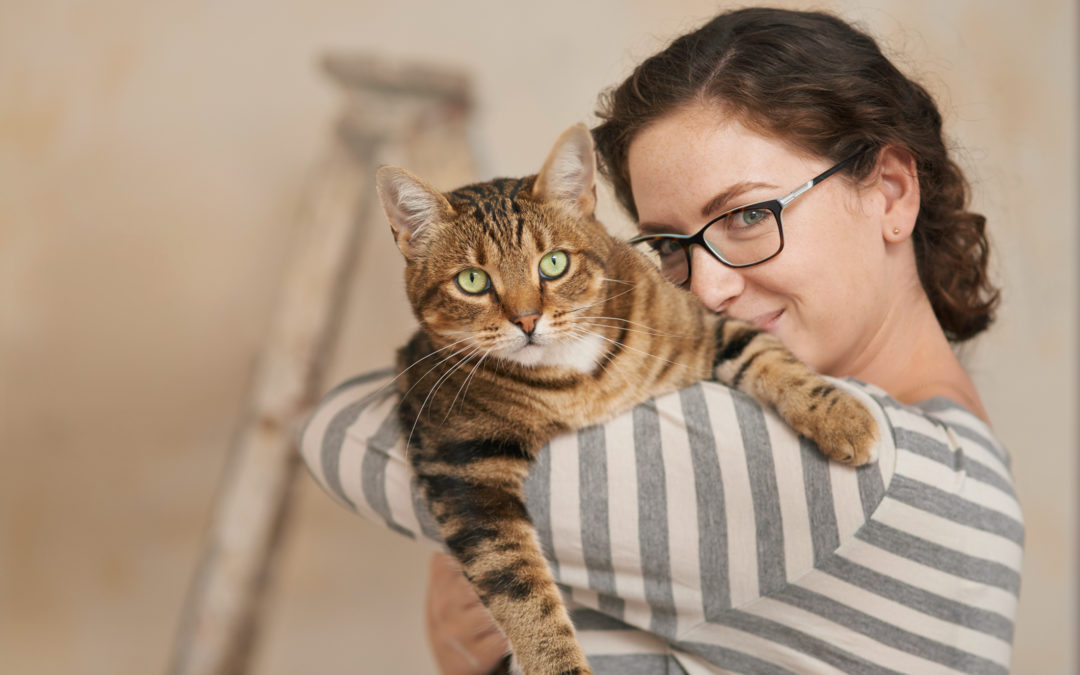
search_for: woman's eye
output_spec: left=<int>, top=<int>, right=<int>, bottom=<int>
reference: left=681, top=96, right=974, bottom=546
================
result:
left=737, top=209, right=768, bottom=226
left=645, top=238, right=684, bottom=261
left=539, top=250, right=569, bottom=279
left=456, top=268, right=489, bottom=294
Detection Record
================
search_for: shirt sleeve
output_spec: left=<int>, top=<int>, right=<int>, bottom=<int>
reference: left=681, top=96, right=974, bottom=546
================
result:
left=299, top=367, right=1029, bottom=675
left=299, top=366, right=896, bottom=619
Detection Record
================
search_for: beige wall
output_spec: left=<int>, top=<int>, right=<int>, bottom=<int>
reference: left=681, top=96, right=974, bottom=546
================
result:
left=1, top=1, right=1074, bottom=673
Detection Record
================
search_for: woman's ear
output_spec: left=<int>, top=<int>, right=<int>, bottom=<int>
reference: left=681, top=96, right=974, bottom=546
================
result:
left=876, top=145, right=920, bottom=243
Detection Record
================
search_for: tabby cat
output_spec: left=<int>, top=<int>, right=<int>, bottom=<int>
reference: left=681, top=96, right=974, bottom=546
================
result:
left=374, top=124, right=877, bottom=675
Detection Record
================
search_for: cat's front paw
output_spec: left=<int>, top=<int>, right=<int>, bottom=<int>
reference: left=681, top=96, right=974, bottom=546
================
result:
left=787, top=385, right=879, bottom=466
left=511, top=656, right=592, bottom=675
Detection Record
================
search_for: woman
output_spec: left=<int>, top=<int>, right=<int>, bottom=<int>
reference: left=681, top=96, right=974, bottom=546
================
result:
left=300, top=8, right=1021, bottom=674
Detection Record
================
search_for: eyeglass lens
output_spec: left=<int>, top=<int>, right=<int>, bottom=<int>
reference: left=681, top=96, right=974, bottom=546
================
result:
left=634, top=205, right=781, bottom=285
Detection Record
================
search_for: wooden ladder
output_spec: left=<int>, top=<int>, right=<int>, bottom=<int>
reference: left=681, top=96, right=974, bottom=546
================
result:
left=168, top=54, right=478, bottom=675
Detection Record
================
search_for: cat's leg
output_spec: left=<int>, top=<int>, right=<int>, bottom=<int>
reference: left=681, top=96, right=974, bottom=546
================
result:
left=414, top=443, right=591, bottom=675
left=711, top=318, right=879, bottom=465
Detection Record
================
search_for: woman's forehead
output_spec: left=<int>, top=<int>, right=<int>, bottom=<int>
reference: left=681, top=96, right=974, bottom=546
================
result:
left=629, top=106, right=817, bottom=174
left=627, top=108, right=821, bottom=221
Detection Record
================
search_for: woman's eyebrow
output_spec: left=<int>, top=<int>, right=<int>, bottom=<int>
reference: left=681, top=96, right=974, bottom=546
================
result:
left=700, top=181, right=778, bottom=218
left=636, top=221, right=677, bottom=235
left=636, top=180, right=780, bottom=235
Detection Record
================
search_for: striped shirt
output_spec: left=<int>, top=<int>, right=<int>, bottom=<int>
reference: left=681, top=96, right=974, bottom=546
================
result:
left=300, top=370, right=1022, bottom=674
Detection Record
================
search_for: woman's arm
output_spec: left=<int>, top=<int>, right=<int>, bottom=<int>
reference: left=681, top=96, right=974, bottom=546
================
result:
left=299, top=369, right=896, bottom=624
left=425, top=552, right=509, bottom=675
left=300, top=369, right=1028, bottom=674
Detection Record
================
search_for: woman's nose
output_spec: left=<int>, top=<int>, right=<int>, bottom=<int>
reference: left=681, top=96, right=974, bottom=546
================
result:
left=688, top=246, right=745, bottom=313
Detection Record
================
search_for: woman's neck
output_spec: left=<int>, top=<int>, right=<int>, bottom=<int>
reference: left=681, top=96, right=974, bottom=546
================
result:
left=889, top=344, right=989, bottom=423
left=847, top=290, right=990, bottom=424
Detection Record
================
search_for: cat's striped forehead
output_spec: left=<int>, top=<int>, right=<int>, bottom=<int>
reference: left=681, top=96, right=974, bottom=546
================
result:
left=448, top=176, right=534, bottom=212
left=449, top=177, right=534, bottom=227
left=444, top=176, right=550, bottom=255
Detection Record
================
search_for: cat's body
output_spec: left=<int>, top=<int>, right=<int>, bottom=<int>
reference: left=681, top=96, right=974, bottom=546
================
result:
left=376, top=125, right=877, bottom=675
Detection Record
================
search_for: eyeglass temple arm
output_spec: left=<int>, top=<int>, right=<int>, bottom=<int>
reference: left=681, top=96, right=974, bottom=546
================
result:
left=778, top=149, right=868, bottom=208
left=777, top=179, right=816, bottom=208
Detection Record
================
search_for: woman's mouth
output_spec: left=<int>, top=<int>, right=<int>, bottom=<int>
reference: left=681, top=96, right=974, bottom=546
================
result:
left=751, top=309, right=784, bottom=331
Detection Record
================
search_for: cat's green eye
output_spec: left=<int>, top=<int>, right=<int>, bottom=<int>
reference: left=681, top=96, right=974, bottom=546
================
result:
left=539, top=250, right=569, bottom=279
left=456, top=268, right=490, bottom=294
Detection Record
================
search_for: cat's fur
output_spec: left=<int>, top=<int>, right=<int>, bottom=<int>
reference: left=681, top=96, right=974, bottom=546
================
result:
left=375, top=124, right=877, bottom=675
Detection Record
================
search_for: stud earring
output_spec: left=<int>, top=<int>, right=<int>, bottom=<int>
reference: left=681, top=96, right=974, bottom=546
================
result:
left=892, top=228, right=901, bottom=235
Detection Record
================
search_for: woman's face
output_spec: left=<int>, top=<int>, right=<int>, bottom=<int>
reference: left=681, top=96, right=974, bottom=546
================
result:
left=627, top=104, right=903, bottom=377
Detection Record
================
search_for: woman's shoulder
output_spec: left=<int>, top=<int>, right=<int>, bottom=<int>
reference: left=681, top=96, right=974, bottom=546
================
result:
left=838, top=378, right=1013, bottom=475
left=822, top=378, right=1022, bottom=566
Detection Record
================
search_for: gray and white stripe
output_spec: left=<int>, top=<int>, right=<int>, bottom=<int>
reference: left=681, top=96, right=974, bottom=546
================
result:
left=300, top=374, right=1021, bottom=674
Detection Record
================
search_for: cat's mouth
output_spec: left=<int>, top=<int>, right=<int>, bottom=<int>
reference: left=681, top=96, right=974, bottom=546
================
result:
left=497, top=331, right=567, bottom=365
left=493, top=330, right=606, bottom=373
left=500, top=341, right=547, bottom=367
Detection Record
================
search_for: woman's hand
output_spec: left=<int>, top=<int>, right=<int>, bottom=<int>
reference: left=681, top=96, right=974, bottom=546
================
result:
left=425, top=552, right=510, bottom=675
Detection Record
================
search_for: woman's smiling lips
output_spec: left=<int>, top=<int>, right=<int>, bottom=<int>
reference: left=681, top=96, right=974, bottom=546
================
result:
left=750, top=309, right=785, bottom=331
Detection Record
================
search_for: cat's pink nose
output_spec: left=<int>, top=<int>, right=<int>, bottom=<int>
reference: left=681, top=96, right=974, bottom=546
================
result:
left=513, top=312, right=540, bottom=336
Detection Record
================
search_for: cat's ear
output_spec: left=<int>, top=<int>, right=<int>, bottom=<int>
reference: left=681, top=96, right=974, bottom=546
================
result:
left=375, top=166, right=456, bottom=259
left=532, top=123, right=597, bottom=217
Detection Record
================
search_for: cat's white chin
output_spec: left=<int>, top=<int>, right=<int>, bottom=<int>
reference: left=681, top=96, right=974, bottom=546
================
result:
left=499, top=334, right=607, bottom=374
left=504, top=343, right=547, bottom=367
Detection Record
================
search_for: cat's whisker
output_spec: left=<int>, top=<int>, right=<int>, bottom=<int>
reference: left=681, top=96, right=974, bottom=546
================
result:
left=399, top=341, right=478, bottom=411
left=570, top=325, right=689, bottom=371
left=402, top=338, right=474, bottom=377
left=443, top=348, right=485, bottom=420
left=425, top=345, right=482, bottom=410
left=432, top=349, right=485, bottom=424
left=600, top=277, right=635, bottom=286
left=568, top=286, right=637, bottom=314
left=575, top=315, right=686, bottom=339
left=403, top=345, right=483, bottom=456
left=576, top=320, right=685, bottom=340
left=397, top=337, right=475, bottom=385
left=405, top=350, right=483, bottom=457
left=565, top=328, right=617, bottom=380
left=566, top=329, right=615, bottom=378
left=448, top=350, right=492, bottom=420
left=371, top=336, right=476, bottom=403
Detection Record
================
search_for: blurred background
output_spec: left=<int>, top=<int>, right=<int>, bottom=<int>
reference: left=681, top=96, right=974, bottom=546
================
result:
left=1, top=0, right=1075, bottom=673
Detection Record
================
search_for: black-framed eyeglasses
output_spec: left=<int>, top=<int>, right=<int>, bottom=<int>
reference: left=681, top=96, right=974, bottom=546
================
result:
left=628, top=149, right=868, bottom=286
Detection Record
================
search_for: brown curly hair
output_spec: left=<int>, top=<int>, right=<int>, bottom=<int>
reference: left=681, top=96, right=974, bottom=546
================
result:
left=593, top=8, right=998, bottom=342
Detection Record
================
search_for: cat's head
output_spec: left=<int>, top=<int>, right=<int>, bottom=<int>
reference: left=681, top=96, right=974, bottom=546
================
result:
left=376, top=124, right=617, bottom=372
